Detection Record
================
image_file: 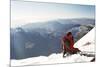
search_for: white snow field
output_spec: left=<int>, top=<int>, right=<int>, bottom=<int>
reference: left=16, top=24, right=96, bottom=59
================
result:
left=11, top=27, right=95, bottom=67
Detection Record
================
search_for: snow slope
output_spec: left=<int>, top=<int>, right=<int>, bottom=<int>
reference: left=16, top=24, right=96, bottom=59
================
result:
left=74, top=27, right=95, bottom=52
left=11, top=27, right=95, bottom=67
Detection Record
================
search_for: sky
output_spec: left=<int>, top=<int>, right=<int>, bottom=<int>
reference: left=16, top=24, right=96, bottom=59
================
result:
left=11, top=1, right=95, bottom=28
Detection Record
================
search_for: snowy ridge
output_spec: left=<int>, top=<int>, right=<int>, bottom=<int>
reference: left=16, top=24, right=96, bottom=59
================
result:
left=11, top=53, right=93, bottom=66
left=74, top=27, right=95, bottom=52
left=11, top=27, right=95, bottom=66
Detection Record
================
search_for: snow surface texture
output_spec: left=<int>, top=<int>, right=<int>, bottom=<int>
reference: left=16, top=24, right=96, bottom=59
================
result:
left=11, top=27, right=95, bottom=67
left=74, top=27, right=95, bottom=52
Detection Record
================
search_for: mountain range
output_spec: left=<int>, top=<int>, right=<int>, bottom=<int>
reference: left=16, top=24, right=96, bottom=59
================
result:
left=10, top=18, right=95, bottom=59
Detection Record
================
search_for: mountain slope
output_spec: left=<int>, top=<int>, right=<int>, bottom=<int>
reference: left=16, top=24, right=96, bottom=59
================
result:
left=74, top=27, right=95, bottom=52
left=11, top=27, right=95, bottom=66
left=10, top=18, right=95, bottom=59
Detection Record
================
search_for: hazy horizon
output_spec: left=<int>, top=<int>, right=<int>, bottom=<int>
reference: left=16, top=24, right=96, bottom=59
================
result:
left=11, top=1, right=95, bottom=28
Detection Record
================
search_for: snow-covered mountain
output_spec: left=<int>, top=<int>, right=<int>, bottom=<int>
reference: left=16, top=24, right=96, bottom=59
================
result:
left=10, top=18, right=95, bottom=59
left=11, top=27, right=95, bottom=67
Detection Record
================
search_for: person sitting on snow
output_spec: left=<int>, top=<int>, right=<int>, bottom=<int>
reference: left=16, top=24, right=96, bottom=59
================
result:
left=61, top=32, right=80, bottom=58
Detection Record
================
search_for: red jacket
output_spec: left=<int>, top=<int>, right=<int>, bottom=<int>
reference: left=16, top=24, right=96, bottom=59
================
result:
left=61, top=34, right=74, bottom=51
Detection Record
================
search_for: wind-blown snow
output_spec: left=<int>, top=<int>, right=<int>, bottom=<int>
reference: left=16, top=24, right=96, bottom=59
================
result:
left=11, top=27, right=95, bottom=67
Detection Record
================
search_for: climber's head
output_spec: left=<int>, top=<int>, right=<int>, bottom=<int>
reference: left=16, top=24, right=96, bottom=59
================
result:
left=67, top=32, right=72, bottom=36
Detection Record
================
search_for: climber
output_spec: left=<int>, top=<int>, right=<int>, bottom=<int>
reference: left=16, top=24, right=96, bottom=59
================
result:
left=61, top=32, right=80, bottom=58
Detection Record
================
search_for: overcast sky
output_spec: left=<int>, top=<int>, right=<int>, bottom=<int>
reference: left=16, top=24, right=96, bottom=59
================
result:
left=11, top=1, right=95, bottom=28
